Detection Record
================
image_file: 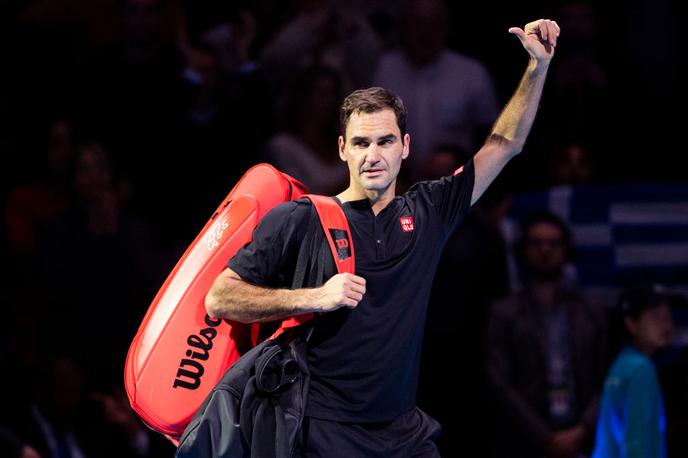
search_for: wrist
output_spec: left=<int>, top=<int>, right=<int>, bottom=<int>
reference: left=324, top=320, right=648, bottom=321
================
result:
left=528, top=56, right=551, bottom=74
left=290, top=287, right=321, bottom=315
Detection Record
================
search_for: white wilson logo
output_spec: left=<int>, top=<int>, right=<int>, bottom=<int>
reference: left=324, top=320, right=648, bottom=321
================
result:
left=204, top=217, right=229, bottom=251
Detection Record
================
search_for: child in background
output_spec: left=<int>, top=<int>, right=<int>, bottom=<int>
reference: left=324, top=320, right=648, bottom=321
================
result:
left=592, top=285, right=675, bottom=458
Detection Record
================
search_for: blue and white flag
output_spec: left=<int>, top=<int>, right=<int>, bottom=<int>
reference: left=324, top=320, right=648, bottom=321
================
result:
left=509, top=183, right=688, bottom=295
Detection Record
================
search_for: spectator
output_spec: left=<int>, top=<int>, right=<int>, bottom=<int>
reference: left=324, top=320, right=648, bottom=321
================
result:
left=592, top=285, right=675, bottom=458
left=5, top=117, right=76, bottom=258
left=36, top=141, right=155, bottom=371
left=546, top=140, right=597, bottom=187
left=262, top=65, right=349, bottom=195
left=487, top=211, right=606, bottom=458
left=261, top=0, right=382, bottom=95
left=12, top=355, right=161, bottom=458
left=373, top=0, right=499, bottom=181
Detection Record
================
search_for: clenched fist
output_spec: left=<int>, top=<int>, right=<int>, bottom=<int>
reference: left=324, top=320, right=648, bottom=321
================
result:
left=310, top=273, right=367, bottom=312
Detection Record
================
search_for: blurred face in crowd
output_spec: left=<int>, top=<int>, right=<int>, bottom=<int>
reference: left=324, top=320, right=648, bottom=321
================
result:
left=339, top=109, right=410, bottom=198
left=303, top=73, right=340, bottom=125
left=402, top=0, right=447, bottom=66
left=75, top=143, right=113, bottom=201
left=557, top=0, right=597, bottom=50
left=523, top=221, right=568, bottom=280
left=123, top=0, right=162, bottom=44
left=626, top=303, right=674, bottom=355
left=552, top=143, right=594, bottom=186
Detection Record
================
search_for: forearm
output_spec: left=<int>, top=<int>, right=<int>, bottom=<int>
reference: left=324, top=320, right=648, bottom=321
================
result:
left=471, top=58, right=551, bottom=205
left=491, top=58, right=550, bottom=155
left=205, top=275, right=318, bottom=324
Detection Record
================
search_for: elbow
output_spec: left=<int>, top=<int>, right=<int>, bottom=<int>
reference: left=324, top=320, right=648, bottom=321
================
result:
left=204, top=285, right=229, bottom=319
left=204, top=288, right=223, bottom=319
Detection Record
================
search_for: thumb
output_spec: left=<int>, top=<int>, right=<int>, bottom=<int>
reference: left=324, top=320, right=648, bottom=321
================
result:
left=508, top=27, right=526, bottom=42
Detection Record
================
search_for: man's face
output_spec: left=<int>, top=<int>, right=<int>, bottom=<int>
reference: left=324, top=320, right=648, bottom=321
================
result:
left=339, top=109, right=410, bottom=196
left=522, top=222, right=568, bottom=280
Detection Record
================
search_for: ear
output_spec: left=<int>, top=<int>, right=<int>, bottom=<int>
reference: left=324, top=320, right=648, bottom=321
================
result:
left=338, top=136, right=347, bottom=161
left=402, top=133, right=410, bottom=160
left=624, top=316, right=638, bottom=336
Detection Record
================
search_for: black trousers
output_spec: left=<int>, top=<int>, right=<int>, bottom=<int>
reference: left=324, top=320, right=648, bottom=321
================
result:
left=296, top=406, right=442, bottom=457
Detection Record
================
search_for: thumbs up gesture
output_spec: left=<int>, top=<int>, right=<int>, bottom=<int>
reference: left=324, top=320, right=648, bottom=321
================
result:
left=509, top=19, right=561, bottom=62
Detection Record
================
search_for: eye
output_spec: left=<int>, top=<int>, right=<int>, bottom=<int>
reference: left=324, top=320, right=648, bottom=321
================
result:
left=354, top=141, right=369, bottom=148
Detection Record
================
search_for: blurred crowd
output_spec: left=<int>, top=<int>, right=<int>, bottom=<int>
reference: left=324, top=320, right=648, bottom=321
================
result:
left=1, top=0, right=685, bottom=457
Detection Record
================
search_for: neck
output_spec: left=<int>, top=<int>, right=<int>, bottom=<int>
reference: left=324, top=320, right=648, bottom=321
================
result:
left=528, top=279, right=562, bottom=309
left=631, top=340, right=657, bottom=357
left=337, top=182, right=396, bottom=216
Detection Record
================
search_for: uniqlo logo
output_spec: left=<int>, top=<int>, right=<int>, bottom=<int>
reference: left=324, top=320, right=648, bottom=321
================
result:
left=400, top=216, right=414, bottom=232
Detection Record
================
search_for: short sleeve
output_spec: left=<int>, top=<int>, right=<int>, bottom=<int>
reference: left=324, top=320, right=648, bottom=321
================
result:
left=407, top=158, right=475, bottom=233
left=227, top=201, right=308, bottom=287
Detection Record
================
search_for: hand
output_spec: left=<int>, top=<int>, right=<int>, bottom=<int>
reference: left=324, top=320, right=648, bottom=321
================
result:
left=20, top=446, right=41, bottom=458
left=546, top=424, right=585, bottom=458
left=509, top=19, right=560, bottom=62
left=310, top=273, right=366, bottom=312
left=91, top=389, right=143, bottom=439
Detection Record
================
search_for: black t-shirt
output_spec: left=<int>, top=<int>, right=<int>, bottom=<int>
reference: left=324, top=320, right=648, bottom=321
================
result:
left=228, top=160, right=475, bottom=422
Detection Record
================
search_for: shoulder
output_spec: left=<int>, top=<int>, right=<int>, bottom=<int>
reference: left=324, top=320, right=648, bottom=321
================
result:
left=259, top=199, right=313, bottom=231
left=268, top=198, right=313, bottom=219
left=611, top=348, right=656, bottom=381
left=627, top=351, right=655, bottom=375
left=404, top=159, right=475, bottom=196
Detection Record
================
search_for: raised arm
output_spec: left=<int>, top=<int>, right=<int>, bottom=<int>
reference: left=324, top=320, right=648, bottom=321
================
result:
left=205, top=267, right=366, bottom=323
left=471, top=19, right=560, bottom=205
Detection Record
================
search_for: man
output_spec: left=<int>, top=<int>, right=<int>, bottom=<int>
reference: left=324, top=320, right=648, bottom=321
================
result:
left=206, top=19, right=560, bottom=456
left=487, top=212, right=606, bottom=458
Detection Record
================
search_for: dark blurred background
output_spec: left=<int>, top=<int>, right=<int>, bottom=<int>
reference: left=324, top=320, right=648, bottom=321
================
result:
left=1, top=0, right=686, bottom=457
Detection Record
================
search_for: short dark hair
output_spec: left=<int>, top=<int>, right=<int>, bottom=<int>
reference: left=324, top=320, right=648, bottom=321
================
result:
left=339, top=87, right=406, bottom=140
left=516, top=210, right=574, bottom=263
left=605, top=284, right=674, bottom=364
left=617, top=284, right=671, bottom=319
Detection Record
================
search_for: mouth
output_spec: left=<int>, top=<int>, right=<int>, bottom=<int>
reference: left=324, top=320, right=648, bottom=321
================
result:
left=363, top=169, right=384, bottom=176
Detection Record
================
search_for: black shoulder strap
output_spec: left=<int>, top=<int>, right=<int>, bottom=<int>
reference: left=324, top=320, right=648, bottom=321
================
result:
left=290, top=203, right=320, bottom=290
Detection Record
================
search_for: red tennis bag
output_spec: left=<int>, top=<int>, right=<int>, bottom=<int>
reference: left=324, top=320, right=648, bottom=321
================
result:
left=124, top=163, right=354, bottom=443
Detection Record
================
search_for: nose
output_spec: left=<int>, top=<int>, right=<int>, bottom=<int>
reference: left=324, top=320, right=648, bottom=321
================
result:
left=365, top=144, right=382, bottom=164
